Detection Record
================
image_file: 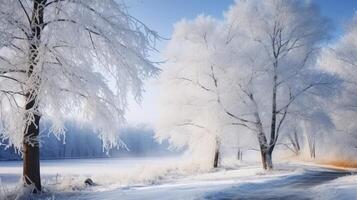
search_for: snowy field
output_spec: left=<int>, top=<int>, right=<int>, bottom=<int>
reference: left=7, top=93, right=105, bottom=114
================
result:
left=1, top=157, right=357, bottom=200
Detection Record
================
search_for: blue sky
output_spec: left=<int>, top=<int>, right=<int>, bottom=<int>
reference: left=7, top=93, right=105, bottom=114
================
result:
left=125, top=0, right=357, bottom=40
left=123, top=0, right=357, bottom=125
left=124, top=0, right=234, bottom=39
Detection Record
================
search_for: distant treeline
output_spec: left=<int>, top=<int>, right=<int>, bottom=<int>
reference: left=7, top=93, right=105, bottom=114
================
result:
left=0, top=124, right=173, bottom=161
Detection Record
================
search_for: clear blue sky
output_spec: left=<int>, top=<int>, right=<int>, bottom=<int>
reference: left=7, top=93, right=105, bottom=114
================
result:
left=124, top=0, right=234, bottom=39
left=123, top=0, right=357, bottom=125
left=125, top=0, right=357, bottom=40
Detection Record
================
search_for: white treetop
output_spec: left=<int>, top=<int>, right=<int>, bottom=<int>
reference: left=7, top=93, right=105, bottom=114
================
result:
left=319, top=14, right=357, bottom=143
left=156, top=0, right=331, bottom=169
left=0, top=0, right=158, bottom=150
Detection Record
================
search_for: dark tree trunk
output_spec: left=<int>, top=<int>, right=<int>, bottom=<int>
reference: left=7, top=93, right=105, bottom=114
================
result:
left=237, top=136, right=243, bottom=161
left=288, top=130, right=301, bottom=155
left=213, top=137, right=220, bottom=168
left=255, top=112, right=270, bottom=170
left=23, top=112, right=41, bottom=192
left=23, top=0, right=46, bottom=192
left=260, top=149, right=273, bottom=170
left=260, top=149, right=268, bottom=170
left=213, top=148, right=219, bottom=168
left=237, top=148, right=243, bottom=161
left=265, top=150, right=273, bottom=170
left=267, top=59, right=278, bottom=170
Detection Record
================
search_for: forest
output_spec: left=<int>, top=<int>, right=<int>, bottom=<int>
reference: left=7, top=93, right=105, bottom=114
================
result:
left=1, top=0, right=357, bottom=199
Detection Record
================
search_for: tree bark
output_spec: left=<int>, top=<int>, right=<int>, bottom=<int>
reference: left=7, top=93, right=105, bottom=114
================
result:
left=213, top=137, right=220, bottom=168
left=267, top=58, right=278, bottom=170
left=23, top=111, right=41, bottom=192
left=254, top=111, right=271, bottom=170
left=23, top=0, right=46, bottom=192
left=309, top=138, right=316, bottom=158
left=237, top=148, right=243, bottom=161
left=260, top=149, right=268, bottom=170
left=213, top=148, right=219, bottom=168
left=288, top=130, right=301, bottom=155
left=265, top=150, right=273, bottom=170
left=260, top=150, right=273, bottom=170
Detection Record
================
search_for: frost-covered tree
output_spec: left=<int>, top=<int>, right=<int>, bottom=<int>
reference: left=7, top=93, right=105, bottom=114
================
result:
left=319, top=14, right=357, bottom=154
left=157, top=0, right=330, bottom=170
left=224, top=0, right=331, bottom=170
left=280, top=109, right=335, bottom=158
left=0, top=0, right=158, bottom=191
left=156, top=16, right=229, bottom=169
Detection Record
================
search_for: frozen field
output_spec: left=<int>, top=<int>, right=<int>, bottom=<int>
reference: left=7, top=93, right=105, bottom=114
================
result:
left=1, top=158, right=357, bottom=200
left=0, top=157, right=183, bottom=190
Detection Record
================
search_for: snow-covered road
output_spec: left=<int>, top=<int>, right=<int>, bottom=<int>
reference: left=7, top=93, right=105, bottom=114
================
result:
left=53, top=164, right=355, bottom=200
left=205, top=170, right=353, bottom=200
left=1, top=158, right=356, bottom=199
left=56, top=169, right=353, bottom=200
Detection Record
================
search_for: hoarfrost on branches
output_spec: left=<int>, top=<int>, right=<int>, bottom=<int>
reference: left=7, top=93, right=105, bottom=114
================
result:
left=0, top=0, right=159, bottom=150
left=156, top=0, right=333, bottom=169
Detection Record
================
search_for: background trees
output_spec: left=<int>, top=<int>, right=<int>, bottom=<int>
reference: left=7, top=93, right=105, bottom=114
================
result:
left=155, top=16, right=227, bottom=169
left=0, top=125, right=171, bottom=160
left=157, top=0, right=333, bottom=170
left=0, top=0, right=158, bottom=191
left=319, top=14, right=357, bottom=159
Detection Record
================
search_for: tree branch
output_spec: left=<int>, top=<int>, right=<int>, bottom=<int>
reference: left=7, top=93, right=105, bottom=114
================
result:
left=17, top=0, right=31, bottom=25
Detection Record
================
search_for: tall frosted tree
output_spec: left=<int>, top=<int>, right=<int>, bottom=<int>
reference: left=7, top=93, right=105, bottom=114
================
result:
left=319, top=15, right=357, bottom=152
left=156, top=16, right=229, bottom=169
left=223, top=0, right=331, bottom=170
left=0, top=0, right=158, bottom=191
left=157, top=0, right=330, bottom=170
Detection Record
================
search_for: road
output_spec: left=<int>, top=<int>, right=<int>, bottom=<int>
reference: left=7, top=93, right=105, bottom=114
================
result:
left=205, top=169, right=352, bottom=200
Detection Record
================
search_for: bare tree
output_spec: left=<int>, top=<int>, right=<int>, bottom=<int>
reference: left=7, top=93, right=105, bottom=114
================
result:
left=287, top=129, right=301, bottom=155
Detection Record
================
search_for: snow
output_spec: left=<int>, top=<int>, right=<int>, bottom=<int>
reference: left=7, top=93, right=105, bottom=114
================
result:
left=314, top=175, right=357, bottom=200
left=0, top=157, right=182, bottom=190
left=51, top=160, right=296, bottom=200
left=0, top=0, right=159, bottom=151
left=156, top=0, right=336, bottom=171
left=0, top=157, right=288, bottom=199
left=2, top=157, right=356, bottom=200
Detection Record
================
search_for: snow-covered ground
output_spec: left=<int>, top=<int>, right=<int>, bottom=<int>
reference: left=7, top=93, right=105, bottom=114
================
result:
left=314, top=174, right=357, bottom=200
left=0, top=157, right=184, bottom=191
left=0, top=157, right=356, bottom=200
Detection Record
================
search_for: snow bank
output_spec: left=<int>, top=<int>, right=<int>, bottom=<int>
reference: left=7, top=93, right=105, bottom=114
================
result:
left=0, top=158, right=298, bottom=199
left=314, top=174, right=357, bottom=200
left=2, top=158, right=334, bottom=200
left=0, top=156, right=236, bottom=199
left=51, top=163, right=302, bottom=200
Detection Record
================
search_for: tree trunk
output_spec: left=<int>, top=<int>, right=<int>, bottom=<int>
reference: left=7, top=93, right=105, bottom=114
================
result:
left=213, top=137, right=220, bottom=168
left=288, top=130, right=301, bottom=155
left=260, top=150, right=273, bottom=170
left=310, top=139, right=316, bottom=158
left=237, top=148, right=243, bottom=161
left=255, top=112, right=270, bottom=170
left=23, top=112, right=41, bottom=192
left=265, top=150, right=273, bottom=170
left=213, top=148, right=219, bottom=168
left=237, top=135, right=243, bottom=161
left=260, top=149, right=268, bottom=170
left=23, top=0, right=46, bottom=192
left=267, top=58, right=278, bottom=170
left=306, top=133, right=316, bottom=159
